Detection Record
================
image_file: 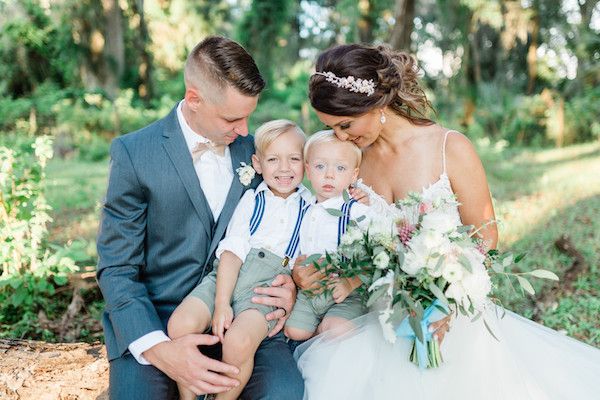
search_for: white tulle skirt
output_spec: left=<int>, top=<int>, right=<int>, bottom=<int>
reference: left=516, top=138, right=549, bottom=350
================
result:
left=294, top=306, right=600, bottom=400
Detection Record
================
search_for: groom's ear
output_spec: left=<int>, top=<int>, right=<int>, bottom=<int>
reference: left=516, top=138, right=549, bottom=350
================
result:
left=251, top=154, right=262, bottom=174
left=184, top=87, right=206, bottom=110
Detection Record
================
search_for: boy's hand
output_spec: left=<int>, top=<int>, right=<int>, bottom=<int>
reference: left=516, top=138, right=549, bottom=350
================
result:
left=331, top=276, right=362, bottom=303
left=349, top=186, right=370, bottom=205
left=212, top=303, right=233, bottom=341
left=292, top=255, right=326, bottom=291
left=331, top=277, right=353, bottom=303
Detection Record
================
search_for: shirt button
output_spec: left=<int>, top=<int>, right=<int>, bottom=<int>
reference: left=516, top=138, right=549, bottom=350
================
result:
left=258, top=251, right=265, bottom=258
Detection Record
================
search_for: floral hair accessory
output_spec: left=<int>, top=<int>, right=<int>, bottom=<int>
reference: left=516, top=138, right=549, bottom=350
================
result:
left=313, top=71, right=376, bottom=96
left=236, top=162, right=256, bottom=186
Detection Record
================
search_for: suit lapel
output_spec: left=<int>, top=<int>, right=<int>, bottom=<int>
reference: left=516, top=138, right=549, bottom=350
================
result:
left=206, top=139, right=247, bottom=260
left=161, top=108, right=214, bottom=238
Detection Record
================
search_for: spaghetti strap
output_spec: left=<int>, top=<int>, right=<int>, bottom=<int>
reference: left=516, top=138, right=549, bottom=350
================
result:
left=442, top=130, right=457, bottom=175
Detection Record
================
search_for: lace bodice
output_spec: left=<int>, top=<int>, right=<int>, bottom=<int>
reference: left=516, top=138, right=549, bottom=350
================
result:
left=355, top=130, right=462, bottom=226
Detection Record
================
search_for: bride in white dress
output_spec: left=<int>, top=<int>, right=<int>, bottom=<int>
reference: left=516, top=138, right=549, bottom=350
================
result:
left=291, top=43, right=600, bottom=399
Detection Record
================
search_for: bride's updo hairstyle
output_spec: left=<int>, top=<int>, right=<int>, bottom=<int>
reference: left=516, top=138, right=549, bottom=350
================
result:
left=309, top=44, right=433, bottom=125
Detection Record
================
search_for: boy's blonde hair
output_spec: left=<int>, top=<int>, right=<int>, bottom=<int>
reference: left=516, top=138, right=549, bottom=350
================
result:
left=254, top=119, right=306, bottom=155
left=304, top=129, right=362, bottom=167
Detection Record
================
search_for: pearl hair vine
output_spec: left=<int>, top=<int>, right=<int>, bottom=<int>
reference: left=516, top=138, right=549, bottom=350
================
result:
left=313, top=71, right=376, bottom=96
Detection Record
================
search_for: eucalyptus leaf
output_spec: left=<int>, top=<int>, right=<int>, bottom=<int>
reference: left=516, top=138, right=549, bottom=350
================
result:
left=517, top=276, right=535, bottom=296
left=483, top=318, right=500, bottom=341
left=367, top=285, right=388, bottom=308
left=458, top=254, right=473, bottom=273
left=304, top=253, right=322, bottom=266
left=342, top=190, right=350, bottom=203
left=326, top=208, right=344, bottom=217
left=526, top=269, right=559, bottom=281
left=409, top=315, right=425, bottom=343
left=428, top=282, right=449, bottom=307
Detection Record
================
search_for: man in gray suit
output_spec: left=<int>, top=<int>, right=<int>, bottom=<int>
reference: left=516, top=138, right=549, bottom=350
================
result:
left=97, top=36, right=304, bottom=399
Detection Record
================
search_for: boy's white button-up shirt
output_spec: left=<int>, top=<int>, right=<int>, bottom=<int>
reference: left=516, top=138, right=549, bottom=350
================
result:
left=300, top=195, right=372, bottom=255
left=216, top=181, right=314, bottom=263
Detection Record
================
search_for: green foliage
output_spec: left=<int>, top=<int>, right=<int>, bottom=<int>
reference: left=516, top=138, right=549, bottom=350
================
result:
left=0, top=135, right=81, bottom=339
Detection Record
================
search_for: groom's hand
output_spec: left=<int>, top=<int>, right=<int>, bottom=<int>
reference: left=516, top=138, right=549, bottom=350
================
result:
left=143, top=334, right=240, bottom=396
left=252, top=274, right=296, bottom=337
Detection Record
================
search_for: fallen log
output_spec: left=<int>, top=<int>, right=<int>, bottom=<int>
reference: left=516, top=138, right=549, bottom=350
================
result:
left=0, top=339, right=108, bottom=400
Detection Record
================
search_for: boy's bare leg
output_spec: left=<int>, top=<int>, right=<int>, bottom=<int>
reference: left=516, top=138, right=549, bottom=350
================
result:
left=167, top=297, right=213, bottom=400
left=317, top=316, right=354, bottom=336
left=216, top=309, right=268, bottom=400
left=284, top=325, right=315, bottom=341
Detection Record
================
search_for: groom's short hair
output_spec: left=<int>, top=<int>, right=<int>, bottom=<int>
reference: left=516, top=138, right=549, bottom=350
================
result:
left=184, top=36, right=265, bottom=103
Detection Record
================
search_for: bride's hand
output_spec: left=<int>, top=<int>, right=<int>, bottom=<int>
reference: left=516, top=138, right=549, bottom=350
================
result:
left=292, top=255, right=326, bottom=291
left=349, top=186, right=370, bottom=205
left=429, top=315, right=452, bottom=344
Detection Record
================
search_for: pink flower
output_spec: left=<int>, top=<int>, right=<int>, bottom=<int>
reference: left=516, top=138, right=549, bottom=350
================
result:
left=397, top=220, right=416, bottom=246
left=418, top=202, right=431, bottom=215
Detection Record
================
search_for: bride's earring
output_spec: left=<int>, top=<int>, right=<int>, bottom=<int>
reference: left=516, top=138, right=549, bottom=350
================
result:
left=380, top=110, right=386, bottom=124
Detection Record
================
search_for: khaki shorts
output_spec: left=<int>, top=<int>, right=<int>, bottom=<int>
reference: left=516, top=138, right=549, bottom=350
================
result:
left=189, top=248, right=290, bottom=331
left=285, top=290, right=366, bottom=332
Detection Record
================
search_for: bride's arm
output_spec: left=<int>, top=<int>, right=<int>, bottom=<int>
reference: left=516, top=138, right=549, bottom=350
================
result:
left=446, top=132, right=498, bottom=249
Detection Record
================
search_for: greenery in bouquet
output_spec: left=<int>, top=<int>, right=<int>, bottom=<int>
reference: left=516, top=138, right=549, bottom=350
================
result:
left=305, top=191, right=559, bottom=369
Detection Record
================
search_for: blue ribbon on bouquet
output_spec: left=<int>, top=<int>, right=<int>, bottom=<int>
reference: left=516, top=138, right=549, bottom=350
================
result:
left=395, top=299, right=449, bottom=369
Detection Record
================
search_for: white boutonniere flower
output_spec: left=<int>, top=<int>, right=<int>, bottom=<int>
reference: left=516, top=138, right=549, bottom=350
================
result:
left=236, top=162, right=255, bottom=186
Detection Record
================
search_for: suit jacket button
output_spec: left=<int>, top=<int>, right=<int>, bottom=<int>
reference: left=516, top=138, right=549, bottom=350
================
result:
left=258, top=251, right=265, bottom=258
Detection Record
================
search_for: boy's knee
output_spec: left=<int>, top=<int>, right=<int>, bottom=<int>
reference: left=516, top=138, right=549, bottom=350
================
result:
left=222, top=331, right=253, bottom=364
left=284, top=326, right=313, bottom=341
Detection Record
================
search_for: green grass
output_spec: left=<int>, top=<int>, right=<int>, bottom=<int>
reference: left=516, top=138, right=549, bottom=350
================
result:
left=45, top=157, right=108, bottom=259
left=481, top=141, right=600, bottom=346
left=43, top=142, right=600, bottom=346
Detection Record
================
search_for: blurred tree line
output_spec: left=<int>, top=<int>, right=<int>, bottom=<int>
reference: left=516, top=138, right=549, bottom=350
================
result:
left=0, top=0, right=599, bottom=156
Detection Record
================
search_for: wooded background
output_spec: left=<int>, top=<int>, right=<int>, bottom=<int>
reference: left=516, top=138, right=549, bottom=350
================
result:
left=1, top=0, right=599, bottom=353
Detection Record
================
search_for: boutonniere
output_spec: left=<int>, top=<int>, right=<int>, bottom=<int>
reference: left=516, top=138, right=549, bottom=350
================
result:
left=236, top=162, right=256, bottom=186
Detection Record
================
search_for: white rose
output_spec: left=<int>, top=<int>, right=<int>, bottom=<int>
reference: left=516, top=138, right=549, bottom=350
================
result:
left=401, top=249, right=425, bottom=275
left=441, top=259, right=464, bottom=283
left=420, top=210, right=460, bottom=234
left=236, top=162, right=256, bottom=186
left=373, top=251, right=390, bottom=270
left=460, top=265, right=492, bottom=311
left=445, top=282, right=468, bottom=308
left=340, top=226, right=363, bottom=246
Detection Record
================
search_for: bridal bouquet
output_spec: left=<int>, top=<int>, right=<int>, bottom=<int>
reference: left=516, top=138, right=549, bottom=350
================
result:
left=307, top=192, right=558, bottom=369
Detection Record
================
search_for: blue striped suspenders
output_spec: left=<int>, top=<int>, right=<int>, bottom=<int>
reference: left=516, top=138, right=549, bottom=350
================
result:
left=338, top=198, right=358, bottom=245
left=249, top=191, right=310, bottom=266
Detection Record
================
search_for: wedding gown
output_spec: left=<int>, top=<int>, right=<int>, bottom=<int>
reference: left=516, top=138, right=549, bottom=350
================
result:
left=294, top=138, right=600, bottom=399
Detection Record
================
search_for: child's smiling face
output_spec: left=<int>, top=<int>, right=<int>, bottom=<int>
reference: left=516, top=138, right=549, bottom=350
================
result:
left=252, top=129, right=305, bottom=198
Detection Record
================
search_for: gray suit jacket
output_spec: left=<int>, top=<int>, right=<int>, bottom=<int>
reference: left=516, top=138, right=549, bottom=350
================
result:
left=96, top=105, right=259, bottom=361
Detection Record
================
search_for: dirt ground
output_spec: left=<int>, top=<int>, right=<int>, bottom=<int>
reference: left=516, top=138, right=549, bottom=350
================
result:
left=0, top=339, right=108, bottom=400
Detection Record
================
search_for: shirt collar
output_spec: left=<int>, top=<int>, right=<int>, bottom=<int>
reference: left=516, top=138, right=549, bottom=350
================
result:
left=255, top=182, right=313, bottom=202
left=176, top=100, right=210, bottom=154
left=313, top=195, right=346, bottom=209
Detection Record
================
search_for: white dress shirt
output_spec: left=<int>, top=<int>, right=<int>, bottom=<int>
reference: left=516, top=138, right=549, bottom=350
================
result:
left=300, top=195, right=372, bottom=256
left=177, top=100, right=233, bottom=221
left=129, top=100, right=234, bottom=365
left=216, top=182, right=314, bottom=263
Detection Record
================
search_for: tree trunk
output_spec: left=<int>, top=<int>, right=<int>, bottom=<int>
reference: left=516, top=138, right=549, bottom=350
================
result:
left=101, top=0, right=125, bottom=100
left=358, top=0, right=374, bottom=43
left=389, top=0, right=415, bottom=51
left=131, top=0, right=154, bottom=102
left=526, top=8, right=539, bottom=94
left=0, top=339, right=108, bottom=400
